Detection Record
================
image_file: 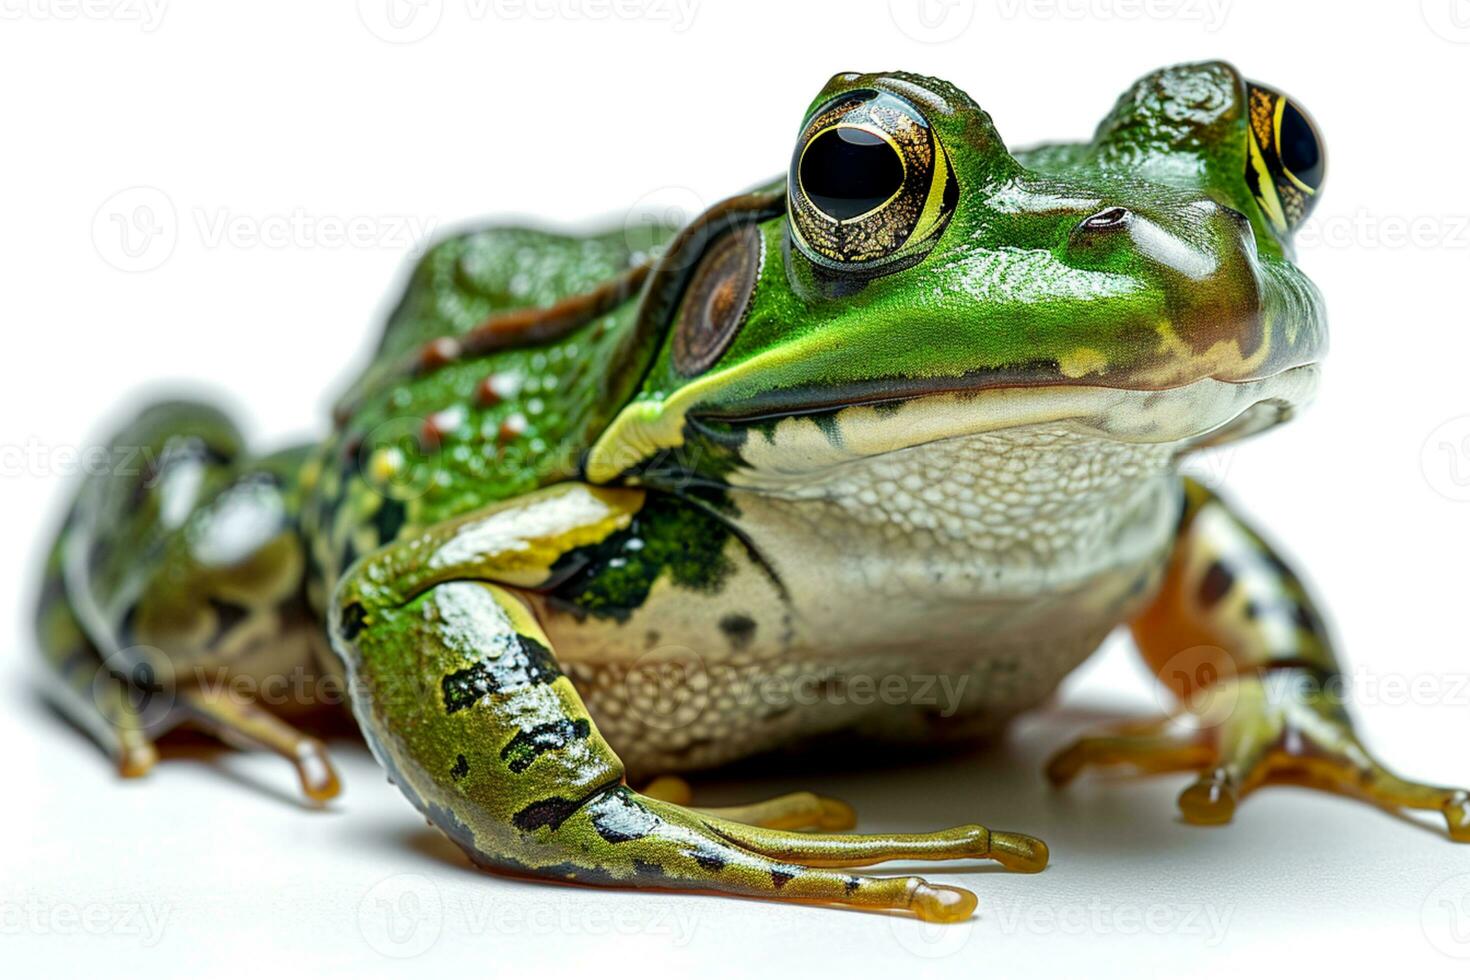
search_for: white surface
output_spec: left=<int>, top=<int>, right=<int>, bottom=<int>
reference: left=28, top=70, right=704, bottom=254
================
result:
left=4, top=0, right=1470, bottom=975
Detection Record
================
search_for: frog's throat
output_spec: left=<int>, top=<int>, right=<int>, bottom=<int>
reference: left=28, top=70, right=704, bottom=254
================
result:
left=583, top=364, right=1318, bottom=484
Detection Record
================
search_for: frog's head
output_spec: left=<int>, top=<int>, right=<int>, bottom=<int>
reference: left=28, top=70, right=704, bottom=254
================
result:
left=586, top=62, right=1326, bottom=488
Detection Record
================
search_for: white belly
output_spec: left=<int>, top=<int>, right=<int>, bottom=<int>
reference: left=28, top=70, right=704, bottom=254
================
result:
left=536, top=423, right=1182, bottom=775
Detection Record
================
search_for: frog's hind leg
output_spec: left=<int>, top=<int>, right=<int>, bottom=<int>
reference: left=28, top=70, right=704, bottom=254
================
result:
left=333, top=483, right=1049, bottom=922
left=35, top=558, right=157, bottom=777
left=642, top=776, right=857, bottom=831
left=34, top=400, right=340, bottom=802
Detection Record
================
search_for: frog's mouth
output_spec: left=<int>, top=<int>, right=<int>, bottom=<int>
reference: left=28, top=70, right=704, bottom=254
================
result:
left=584, top=364, right=1319, bottom=485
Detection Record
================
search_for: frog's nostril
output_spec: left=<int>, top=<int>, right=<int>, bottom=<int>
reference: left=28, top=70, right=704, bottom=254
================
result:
left=1079, top=207, right=1130, bottom=231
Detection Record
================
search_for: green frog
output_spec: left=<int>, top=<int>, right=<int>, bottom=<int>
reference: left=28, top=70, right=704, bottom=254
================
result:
left=36, top=61, right=1468, bottom=923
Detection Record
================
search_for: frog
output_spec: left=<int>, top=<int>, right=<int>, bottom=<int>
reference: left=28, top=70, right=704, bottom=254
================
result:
left=35, top=60, right=1469, bottom=924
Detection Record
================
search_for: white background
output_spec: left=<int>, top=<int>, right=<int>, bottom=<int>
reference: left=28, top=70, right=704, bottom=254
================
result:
left=4, top=0, right=1470, bottom=975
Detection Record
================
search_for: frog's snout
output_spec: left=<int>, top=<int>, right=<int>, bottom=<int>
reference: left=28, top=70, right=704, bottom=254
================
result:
left=1066, top=197, right=1266, bottom=363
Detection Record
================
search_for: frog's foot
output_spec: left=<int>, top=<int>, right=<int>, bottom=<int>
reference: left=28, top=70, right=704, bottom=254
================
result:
left=641, top=776, right=857, bottom=831
left=1047, top=670, right=1470, bottom=840
left=177, top=687, right=341, bottom=803
left=511, top=788, right=1045, bottom=922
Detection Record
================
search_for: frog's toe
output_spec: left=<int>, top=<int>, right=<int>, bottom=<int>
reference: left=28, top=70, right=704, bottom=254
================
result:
left=1176, top=767, right=1241, bottom=826
left=116, top=737, right=159, bottom=779
left=1046, top=721, right=1212, bottom=788
left=700, top=813, right=1049, bottom=875
left=695, top=791, right=858, bottom=831
left=641, top=775, right=857, bottom=831
left=179, top=686, right=342, bottom=804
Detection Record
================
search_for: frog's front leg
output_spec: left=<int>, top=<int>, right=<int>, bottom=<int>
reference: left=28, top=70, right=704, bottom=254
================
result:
left=333, top=483, right=1047, bottom=921
left=1049, top=478, right=1470, bottom=840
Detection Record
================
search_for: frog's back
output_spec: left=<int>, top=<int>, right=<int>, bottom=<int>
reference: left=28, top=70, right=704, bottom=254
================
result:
left=300, top=221, right=676, bottom=606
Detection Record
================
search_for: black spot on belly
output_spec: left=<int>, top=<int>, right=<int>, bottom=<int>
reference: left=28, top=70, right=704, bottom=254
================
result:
left=442, top=635, right=561, bottom=713
left=500, top=718, right=592, bottom=774
left=844, top=876, right=861, bottom=896
left=718, top=613, right=757, bottom=651
left=588, top=787, right=661, bottom=843
left=512, top=796, right=583, bottom=832
left=1198, top=560, right=1235, bottom=606
left=450, top=754, right=469, bottom=780
left=770, top=867, right=797, bottom=889
left=339, top=601, right=367, bottom=641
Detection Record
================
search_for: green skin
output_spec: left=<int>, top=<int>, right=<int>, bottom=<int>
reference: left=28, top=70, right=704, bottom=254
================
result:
left=35, top=61, right=1469, bottom=923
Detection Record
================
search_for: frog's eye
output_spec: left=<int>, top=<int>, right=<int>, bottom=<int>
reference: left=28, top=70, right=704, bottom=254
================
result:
left=1245, top=82, right=1325, bottom=237
left=788, top=89, right=958, bottom=274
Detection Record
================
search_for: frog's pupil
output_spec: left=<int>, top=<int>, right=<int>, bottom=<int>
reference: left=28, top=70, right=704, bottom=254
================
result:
left=800, top=126, right=904, bottom=221
left=1278, top=101, right=1323, bottom=190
